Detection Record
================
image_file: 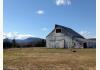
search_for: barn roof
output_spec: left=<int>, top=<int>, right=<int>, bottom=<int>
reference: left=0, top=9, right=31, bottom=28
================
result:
left=46, top=24, right=85, bottom=39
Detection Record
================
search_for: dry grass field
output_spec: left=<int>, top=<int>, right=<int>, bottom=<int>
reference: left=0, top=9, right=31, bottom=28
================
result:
left=4, top=47, right=96, bottom=70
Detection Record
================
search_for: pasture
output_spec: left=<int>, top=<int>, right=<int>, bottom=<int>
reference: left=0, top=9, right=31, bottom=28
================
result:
left=4, top=47, right=96, bottom=70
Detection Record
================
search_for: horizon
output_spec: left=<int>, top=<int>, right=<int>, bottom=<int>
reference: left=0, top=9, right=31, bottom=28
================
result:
left=4, top=0, right=96, bottom=39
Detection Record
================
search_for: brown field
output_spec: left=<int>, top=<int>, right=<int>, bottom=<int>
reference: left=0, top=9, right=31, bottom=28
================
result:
left=4, top=47, right=96, bottom=70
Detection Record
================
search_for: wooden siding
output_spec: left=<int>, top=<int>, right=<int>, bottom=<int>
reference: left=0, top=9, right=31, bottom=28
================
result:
left=46, top=25, right=96, bottom=48
left=46, top=28, right=73, bottom=48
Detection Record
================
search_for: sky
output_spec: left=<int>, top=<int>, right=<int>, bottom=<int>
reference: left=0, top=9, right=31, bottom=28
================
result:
left=3, top=0, right=96, bottom=39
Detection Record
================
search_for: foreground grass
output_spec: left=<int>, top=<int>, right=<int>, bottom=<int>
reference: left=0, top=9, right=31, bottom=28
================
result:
left=4, top=47, right=96, bottom=70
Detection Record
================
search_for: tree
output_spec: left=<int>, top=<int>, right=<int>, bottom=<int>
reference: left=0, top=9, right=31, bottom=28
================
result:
left=12, top=39, right=16, bottom=48
left=3, top=40, right=12, bottom=49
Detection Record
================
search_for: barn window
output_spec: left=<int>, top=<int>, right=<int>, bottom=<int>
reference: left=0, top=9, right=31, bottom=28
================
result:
left=56, top=29, right=61, bottom=33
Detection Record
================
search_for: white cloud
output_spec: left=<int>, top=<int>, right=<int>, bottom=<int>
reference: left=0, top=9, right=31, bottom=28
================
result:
left=3, top=32, right=18, bottom=39
left=3, top=32, right=33, bottom=39
left=41, top=27, right=48, bottom=31
left=15, top=34, right=33, bottom=39
left=55, top=0, right=71, bottom=6
left=56, top=0, right=65, bottom=6
left=79, top=31, right=95, bottom=39
left=36, top=10, right=44, bottom=15
left=66, top=0, right=71, bottom=6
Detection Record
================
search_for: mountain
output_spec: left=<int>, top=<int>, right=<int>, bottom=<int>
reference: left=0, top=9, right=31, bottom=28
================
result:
left=16, top=37, right=43, bottom=44
left=16, top=37, right=45, bottom=47
left=3, top=37, right=46, bottom=48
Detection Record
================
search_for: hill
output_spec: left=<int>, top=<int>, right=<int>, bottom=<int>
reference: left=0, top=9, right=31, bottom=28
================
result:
left=3, top=37, right=46, bottom=49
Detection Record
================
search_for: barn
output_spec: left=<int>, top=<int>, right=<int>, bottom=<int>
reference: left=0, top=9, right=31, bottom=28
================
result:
left=46, top=24, right=96, bottom=48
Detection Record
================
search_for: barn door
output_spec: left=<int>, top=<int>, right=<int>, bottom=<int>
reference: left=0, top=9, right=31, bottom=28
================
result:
left=49, top=40, right=55, bottom=48
left=49, top=40, right=64, bottom=48
left=55, top=40, right=64, bottom=48
left=83, top=43, right=87, bottom=48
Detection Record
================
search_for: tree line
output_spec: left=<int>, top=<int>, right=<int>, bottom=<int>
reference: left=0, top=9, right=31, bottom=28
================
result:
left=3, top=39, right=46, bottom=49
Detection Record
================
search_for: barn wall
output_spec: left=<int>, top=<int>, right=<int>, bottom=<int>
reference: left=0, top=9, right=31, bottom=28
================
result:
left=72, top=40, right=83, bottom=48
left=87, top=40, right=96, bottom=48
left=72, top=38, right=86, bottom=48
left=64, top=36, right=73, bottom=48
left=46, top=33, right=65, bottom=48
left=46, top=27, right=73, bottom=48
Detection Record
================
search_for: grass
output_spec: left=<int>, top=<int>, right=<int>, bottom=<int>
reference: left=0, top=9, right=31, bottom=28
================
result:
left=4, top=47, right=96, bottom=70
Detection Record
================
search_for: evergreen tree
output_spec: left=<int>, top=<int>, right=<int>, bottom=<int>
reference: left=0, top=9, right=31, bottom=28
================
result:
left=12, top=39, right=16, bottom=48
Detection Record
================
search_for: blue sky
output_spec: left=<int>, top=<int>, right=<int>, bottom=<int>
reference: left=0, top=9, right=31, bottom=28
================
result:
left=3, top=0, right=96, bottom=39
